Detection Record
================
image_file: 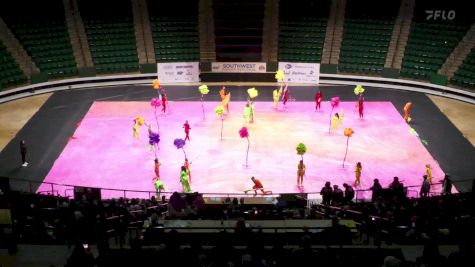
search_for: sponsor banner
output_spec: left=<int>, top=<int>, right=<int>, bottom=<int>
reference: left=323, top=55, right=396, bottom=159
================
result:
left=211, top=62, right=267, bottom=73
left=157, top=62, right=200, bottom=83
left=278, top=62, right=320, bottom=84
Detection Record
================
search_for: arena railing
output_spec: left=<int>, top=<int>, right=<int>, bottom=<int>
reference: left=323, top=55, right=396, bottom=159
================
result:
left=1, top=72, right=474, bottom=104
left=4, top=176, right=473, bottom=202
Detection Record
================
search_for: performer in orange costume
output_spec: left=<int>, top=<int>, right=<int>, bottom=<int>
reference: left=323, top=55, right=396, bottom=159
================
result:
left=403, top=102, right=412, bottom=123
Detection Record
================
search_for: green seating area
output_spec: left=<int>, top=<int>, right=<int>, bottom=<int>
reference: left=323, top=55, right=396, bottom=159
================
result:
left=0, top=41, right=27, bottom=90
left=450, top=48, right=475, bottom=90
left=339, top=18, right=394, bottom=74
left=10, top=21, right=77, bottom=79
left=150, top=17, right=199, bottom=62
left=400, top=22, right=469, bottom=81
left=84, top=18, right=139, bottom=73
left=278, top=17, right=327, bottom=62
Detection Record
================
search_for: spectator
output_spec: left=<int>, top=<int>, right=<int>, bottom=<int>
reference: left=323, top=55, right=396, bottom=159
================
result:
left=320, top=182, right=333, bottom=205
left=167, top=192, right=184, bottom=217
left=321, top=217, right=352, bottom=245
left=370, top=178, right=383, bottom=201
left=332, top=185, right=344, bottom=205
left=383, top=256, right=401, bottom=267
left=343, top=183, right=355, bottom=204
left=420, top=175, right=430, bottom=198
left=416, top=240, right=448, bottom=267
left=389, top=177, right=405, bottom=200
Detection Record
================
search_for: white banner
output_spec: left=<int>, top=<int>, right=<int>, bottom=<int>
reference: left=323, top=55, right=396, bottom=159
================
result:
left=278, top=62, right=320, bottom=84
left=157, top=62, right=200, bottom=83
left=211, top=62, right=267, bottom=73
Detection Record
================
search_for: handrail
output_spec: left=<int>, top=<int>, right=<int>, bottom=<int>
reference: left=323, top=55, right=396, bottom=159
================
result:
left=6, top=176, right=473, bottom=200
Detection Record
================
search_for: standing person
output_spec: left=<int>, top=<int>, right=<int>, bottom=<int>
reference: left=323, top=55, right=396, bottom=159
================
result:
left=320, top=182, right=333, bottom=205
left=154, top=158, right=161, bottom=178
left=425, top=164, right=433, bottom=185
left=20, top=140, right=28, bottom=167
left=354, top=162, right=362, bottom=186
left=297, top=160, right=306, bottom=186
left=343, top=183, right=355, bottom=204
left=243, top=103, right=252, bottom=123
left=332, top=185, right=344, bottom=205
left=442, top=174, right=452, bottom=195
left=183, top=120, right=191, bottom=141
left=160, top=93, right=167, bottom=113
left=282, top=84, right=289, bottom=107
left=420, top=175, right=430, bottom=198
left=403, top=102, right=412, bottom=123
left=370, top=179, right=382, bottom=201
left=273, top=85, right=283, bottom=109
left=315, top=90, right=323, bottom=111
left=180, top=166, right=191, bottom=193
left=184, top=158, right=192, bottom=183
left=357, top=95, right=364, bottom=119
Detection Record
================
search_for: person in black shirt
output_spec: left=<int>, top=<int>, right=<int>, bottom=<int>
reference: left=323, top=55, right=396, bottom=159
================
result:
left=20, top=140, right=28, bottom=167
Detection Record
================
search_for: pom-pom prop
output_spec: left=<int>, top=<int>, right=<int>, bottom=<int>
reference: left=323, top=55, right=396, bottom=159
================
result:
left=354, top=85, right=365, bottom=96
left=296, top=143, right=307, bottom=161
left=328, top=96, right=340, bottom=134
left=214, top=105, right=225, bottom=140
left=342, top=128, right=354, bottom=167
left=239, top=127, right=250, bottom=167
left=198, top=84, right=209, bottom=119
left=247, top=88, right=258, bottom=99
left=275, top=70, right=285, bottom=82
left=173, top=138, right=187, bottom=159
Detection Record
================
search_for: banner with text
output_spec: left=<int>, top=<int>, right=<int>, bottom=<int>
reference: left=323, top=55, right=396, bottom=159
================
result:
left=278, top=62, right=320, bottom=84
left=211, top=62, right=267, bottom=73
left=157, top=62, right=200, bottom=83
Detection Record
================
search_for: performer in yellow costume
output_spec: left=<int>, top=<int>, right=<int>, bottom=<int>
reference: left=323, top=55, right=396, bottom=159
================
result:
left=425, top=164, right=433, bottom=187
left=133, top=116, right=145, bottom=139
left=272, top=84, right=283, bottom=109
left=243, top=103, right=252, bottom=123
left=180, top=166, right=192, bottom=193
left=330, top=112, right=344, bottom=133
left=297, top=160, right=306, bottom=186
left=354, top=162, right=362, bottom=186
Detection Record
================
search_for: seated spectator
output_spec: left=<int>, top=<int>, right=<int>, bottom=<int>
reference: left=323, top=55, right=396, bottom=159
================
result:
left=167, top=192, right=184, bottom=218
left=321, top=217, right=352, bottom=245
left=416, top=240, right=448, bottom=267
left=320, top=182, right=333, bottom=205
left=343, top=183, right=355, bottom=204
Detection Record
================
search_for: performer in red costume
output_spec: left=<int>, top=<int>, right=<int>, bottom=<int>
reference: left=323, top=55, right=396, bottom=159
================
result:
left=160, top=93, right=167, bottom=113
left=315, top=90, right=323, bottom=111
left=357, top=94, right=364, bottom=119
left=282, top=84, right=289, bottom=107
left=183, top=120, right=191, bottom=141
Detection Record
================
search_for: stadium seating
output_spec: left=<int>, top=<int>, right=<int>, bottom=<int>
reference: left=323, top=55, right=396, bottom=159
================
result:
left=450, top=48, right=475, bottom=90
left=0, top=41, right=27, bottom=89
left=401, top=22, right=470, bottom=81
left=338, top=0, right=399, bottom=74
left=147, top=0, right=200, bottom=62
left=278, top=0, right=330, bottom=63
left=9, top=21, right=77, bottom=79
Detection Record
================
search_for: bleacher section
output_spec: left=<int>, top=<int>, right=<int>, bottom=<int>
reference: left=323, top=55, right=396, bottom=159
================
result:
left=278, top=0, right=330, bottom=63
left=9, top=22, right=77, bottom=79
left=1, top=0, right=77, bottom=80
left=451, top=48, right=475, bottom=90
left=0, top=41, right=27, bottom=89
left=147, top=0, right=199, bottom=62
left=78, top=0, right=138, bottom=73
left=400, top=1, right=472, bottom=81
left=338, top=0, right=399, bottom=74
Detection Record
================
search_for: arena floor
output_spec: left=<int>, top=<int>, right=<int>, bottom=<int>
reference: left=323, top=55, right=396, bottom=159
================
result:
left=1, top=84, right=474, bottom=197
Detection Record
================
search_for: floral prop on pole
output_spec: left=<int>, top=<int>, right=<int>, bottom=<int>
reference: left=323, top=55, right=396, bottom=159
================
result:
left=214, top=105, right=225, bottom=140
left=150, top=97, right=161, bottom=130
left=275, top=70, right=285, bottom=82
left=173, top=138, right=187, bottom=159
left=148, top=126, right=160, bottom=157
left=342, top=128, right=354, bottom=167
left=198, top=84, right=209, bottom=119
left=152, top=79, right=160, bottom=90
left=296, top=143, right=307, bottom=161
left=239, top=127, right=250, bottom=167
left=354, top=85, right=365, bottom=96
left=328, top=96, right=340, bottom=134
